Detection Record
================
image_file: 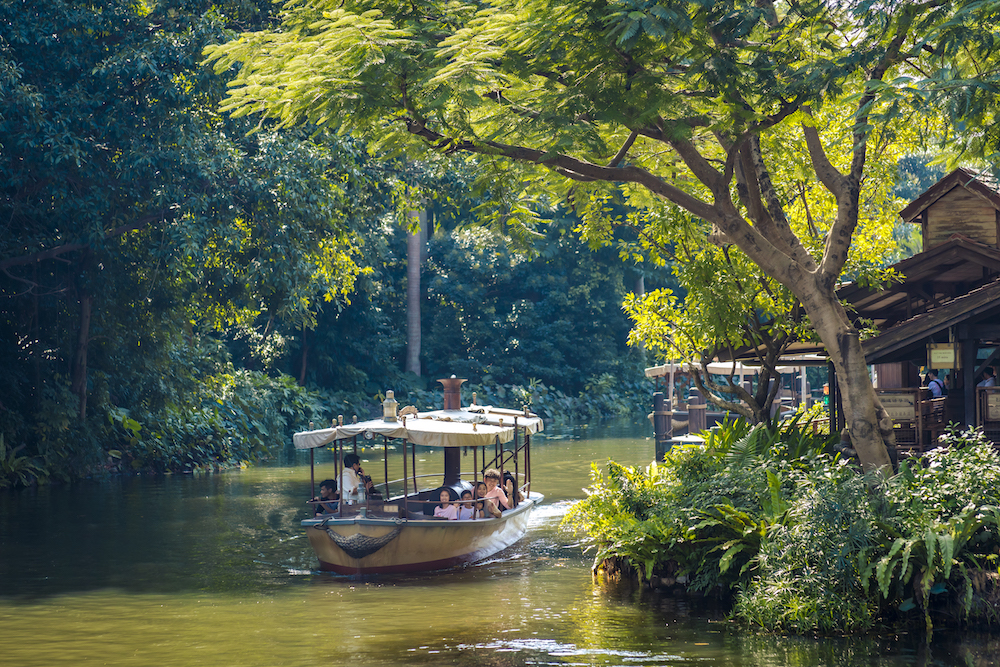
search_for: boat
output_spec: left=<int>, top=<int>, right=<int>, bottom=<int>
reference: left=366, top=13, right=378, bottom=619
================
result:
left=293, top=378, right=544, bottom=574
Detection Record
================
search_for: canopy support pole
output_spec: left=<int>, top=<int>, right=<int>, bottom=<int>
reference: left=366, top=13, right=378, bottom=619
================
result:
left=383, top=435, right=389, bottom=499
left=402, top=439, right=409, bottom=512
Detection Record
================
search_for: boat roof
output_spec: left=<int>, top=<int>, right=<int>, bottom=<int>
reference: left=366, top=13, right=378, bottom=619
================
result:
left=293, top=405, right=543, bottom=450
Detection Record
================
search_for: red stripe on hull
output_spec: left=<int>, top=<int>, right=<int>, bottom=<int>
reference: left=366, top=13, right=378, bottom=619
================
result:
left=318, top=551, right=480, bottom=575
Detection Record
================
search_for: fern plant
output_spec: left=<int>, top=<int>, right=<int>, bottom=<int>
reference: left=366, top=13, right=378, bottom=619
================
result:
left=0, top=433, right=44, bottom=489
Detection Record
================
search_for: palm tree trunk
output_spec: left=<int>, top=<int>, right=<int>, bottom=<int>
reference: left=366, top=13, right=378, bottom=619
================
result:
left=406, top=209, right=426, bottom=376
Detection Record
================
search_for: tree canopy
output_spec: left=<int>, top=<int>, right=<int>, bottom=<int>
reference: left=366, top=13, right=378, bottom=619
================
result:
left=205, top=0, right=1000, bottom=472
left=1, top=0, right=654, bottom=485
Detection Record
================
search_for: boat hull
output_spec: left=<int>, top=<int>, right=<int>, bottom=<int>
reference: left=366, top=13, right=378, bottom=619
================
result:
left=303, top=493, right=542, bottom=574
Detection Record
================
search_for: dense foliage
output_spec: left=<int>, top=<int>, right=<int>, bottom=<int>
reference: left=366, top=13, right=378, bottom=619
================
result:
left=310, top=212, right=652, bottom=395
left=565, top=423, right=1000, bottom=635
left=0, top=1, right=652, bottom=487
left=202, top=0, right=1000, bottom=471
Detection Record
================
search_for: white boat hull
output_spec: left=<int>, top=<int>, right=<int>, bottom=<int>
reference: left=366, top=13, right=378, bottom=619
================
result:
left=302, top=493, right=542, bottom=574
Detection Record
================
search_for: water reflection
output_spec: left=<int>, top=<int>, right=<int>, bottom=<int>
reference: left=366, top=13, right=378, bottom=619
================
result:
left=0, top=420, right=996, bottom=666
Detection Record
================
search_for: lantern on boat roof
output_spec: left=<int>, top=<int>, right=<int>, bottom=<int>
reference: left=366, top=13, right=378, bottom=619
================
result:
left=382, top=390, right=398, bottom=422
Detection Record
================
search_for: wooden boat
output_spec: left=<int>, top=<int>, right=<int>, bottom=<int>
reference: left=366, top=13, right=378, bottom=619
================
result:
left=293, top=378, right=544, bottom=574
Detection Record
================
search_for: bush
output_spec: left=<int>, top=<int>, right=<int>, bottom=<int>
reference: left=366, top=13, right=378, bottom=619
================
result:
left=564, top=419, right=1000, bottom=635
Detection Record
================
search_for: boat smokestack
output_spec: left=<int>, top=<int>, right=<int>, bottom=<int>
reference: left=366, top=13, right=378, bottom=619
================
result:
left=438, top=376, right=467, bottom=411
left=437, top=376, right=467, bottom=486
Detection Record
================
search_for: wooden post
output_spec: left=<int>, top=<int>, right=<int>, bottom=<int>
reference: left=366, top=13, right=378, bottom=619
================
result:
left=402, top=438, right=408, bottom=513
left=962, top=336, right=976, bottom=427
left=525, top=433, right=531, bottom=495
left=383, top=435, right=389, bottom=499
left=688, top=388, right=707, bottom=434
left=337, top=438, right=343, bottom=517
left=653, top=391, right=672, bottom=460
left=513, top=418, right=519, bottom=508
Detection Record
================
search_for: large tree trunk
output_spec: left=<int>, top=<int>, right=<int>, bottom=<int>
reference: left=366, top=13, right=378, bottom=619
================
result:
left=70, top=292, right=92, bottom=421
left=298, top=324, right=308, bottom=385
left=406, top=209, right=425, bottom=376
left=800, top=281, right=895, bottom=474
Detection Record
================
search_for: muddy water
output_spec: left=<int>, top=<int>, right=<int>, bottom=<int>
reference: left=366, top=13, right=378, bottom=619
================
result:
left=0, top=422, right=996, bottom=666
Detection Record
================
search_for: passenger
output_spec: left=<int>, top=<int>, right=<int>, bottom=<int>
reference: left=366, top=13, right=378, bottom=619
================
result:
left=483, top=468, right=509, bottom=513
left=340, top=453, right=366, bottom=504
left=434, top=488, right=459, bottom=520
left=474, top=480, right=502, bottom=518
left=502, top=471, right=524, bottom=504
left=979, top=367, right=996, bottom=387
left=457, top=490, right=475, bottom=520
left=311, top=479, right=339, bottom=515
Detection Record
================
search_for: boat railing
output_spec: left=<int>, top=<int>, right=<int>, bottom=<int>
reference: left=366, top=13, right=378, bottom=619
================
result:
left=371, top=469, right=527, bottom=496
left=318, top=478, right=534, bottom=521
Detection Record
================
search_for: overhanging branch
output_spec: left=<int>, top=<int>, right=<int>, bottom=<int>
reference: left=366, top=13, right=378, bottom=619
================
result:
left=0, top=208, right=178, bottom=272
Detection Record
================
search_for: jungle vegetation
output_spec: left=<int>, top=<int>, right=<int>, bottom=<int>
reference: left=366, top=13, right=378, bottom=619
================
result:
left=0, top=0, right=653, bottom=486
left=205, top=0, right=1000, bottom=474
left=565, top=421, right=1000, bottom=634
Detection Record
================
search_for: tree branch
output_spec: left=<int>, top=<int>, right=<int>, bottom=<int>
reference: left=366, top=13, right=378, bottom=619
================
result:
left=405, top=119, right=723, bottom=223
left=0, top=209, right=178, bottom=271
left=606, top=131, right=638, bottom=168
left=748, top=136, right=817, bottom=271
left=802, top=113, right=848, bottom=196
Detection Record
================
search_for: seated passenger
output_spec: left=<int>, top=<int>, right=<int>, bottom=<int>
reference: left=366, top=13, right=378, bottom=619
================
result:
left=475, top=477, right=503, bottom=518
left=311, top=479, right=339, bottom=515
left=457, top=490, right=475, bottom=520
left=472, top=481, right=489, bottom=518
left=433, top=488, right=459, bottom=520
left=484, top=468, right=510, bottom=511
left=341, top=453, right=366, bottom=505
left=503, top=471, right=524, bottom=504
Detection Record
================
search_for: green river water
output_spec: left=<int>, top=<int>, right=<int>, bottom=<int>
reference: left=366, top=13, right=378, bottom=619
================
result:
left=1, top=422, right=997, bottom=666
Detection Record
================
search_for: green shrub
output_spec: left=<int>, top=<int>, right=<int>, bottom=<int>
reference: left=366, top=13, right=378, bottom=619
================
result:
left=565, top=420, right=1000, bottom=635
left=0, top=433, right=46, bottom=489
left=735, top=458, right=878, bottom=634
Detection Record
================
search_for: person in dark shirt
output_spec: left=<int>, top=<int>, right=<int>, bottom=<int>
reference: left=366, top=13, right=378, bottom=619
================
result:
left=312, top=479, right=339, bottom=515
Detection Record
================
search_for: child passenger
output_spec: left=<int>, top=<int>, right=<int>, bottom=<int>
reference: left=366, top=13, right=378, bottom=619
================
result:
left=475, top=478, right=503, bottom=518
left=434, top=488, right=459, bottom=520
left=458, top=490, right=475, bottom=520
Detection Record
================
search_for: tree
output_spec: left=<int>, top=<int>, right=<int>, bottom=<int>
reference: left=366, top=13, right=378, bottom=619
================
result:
left=406, top=208, right=426, bottom=376
left=0, top=0, right=383, bottom=477
left=204, top=0, right=999, bottom=472
left=622, top=99, right=910, bottom=422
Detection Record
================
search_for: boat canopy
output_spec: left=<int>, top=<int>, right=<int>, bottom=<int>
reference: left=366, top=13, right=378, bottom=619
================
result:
left=293, top=406, right=543, bottom=451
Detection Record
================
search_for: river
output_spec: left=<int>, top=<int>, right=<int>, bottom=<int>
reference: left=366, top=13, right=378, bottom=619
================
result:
left=0, top=421, right=996, bottom=666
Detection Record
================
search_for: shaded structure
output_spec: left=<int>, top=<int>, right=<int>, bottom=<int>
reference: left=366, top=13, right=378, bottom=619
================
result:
left=721, top=168, right=1000, bottom=452
left=642, top=168, right=1000, bottom=454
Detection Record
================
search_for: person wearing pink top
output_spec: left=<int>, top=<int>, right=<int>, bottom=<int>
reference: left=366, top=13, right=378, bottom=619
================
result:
left=433, top=488, right=459, bottom=520
left=483, top=468, right=509, bottom=513
left=474, top=480, right=501, bottom=518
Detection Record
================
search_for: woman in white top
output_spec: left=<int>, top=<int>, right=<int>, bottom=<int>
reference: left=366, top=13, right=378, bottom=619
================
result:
left=340, top=453, right=366, bottom=504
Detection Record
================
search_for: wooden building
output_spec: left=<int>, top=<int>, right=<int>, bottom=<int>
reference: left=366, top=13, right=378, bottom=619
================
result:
left=833, top=168, right=1000, bottom=450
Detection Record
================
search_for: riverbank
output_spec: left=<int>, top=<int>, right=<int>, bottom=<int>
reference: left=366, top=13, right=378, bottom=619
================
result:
left=564, top=418, right=1000, bottom=635
left=0, top=368, right=648, bottom=488
left=2, top=427, right=996, bottom=666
